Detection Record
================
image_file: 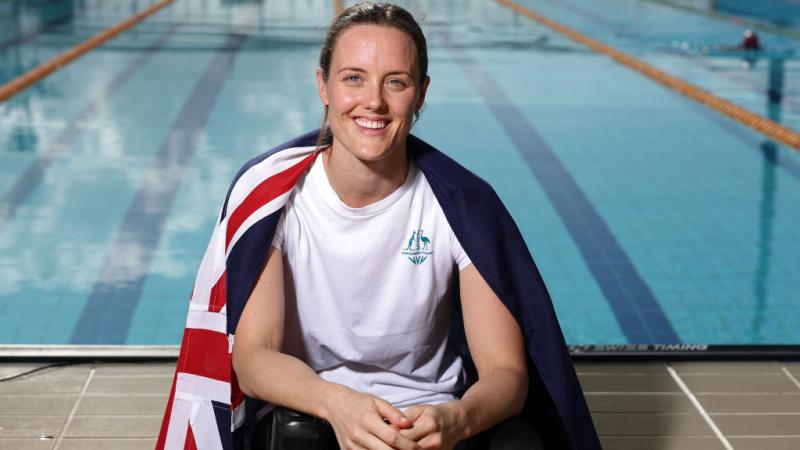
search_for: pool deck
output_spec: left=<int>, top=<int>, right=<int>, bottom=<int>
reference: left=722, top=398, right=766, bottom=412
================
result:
left=1, top=360, right=799, bottom=449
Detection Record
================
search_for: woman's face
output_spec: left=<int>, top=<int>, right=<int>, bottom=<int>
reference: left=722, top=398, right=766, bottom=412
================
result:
left=317, top=24, right=429, bottom=164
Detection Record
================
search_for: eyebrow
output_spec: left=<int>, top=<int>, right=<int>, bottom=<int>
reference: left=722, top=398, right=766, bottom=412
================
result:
left=337, top=66, right=414, bottom=77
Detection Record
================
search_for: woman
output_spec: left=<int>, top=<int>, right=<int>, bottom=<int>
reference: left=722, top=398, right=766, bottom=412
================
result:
left=157, top=3, right=599, bottom=450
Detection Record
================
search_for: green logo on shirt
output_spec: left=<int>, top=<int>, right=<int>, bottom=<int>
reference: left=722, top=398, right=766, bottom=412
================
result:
left=401, top=229, right=433, bottom=265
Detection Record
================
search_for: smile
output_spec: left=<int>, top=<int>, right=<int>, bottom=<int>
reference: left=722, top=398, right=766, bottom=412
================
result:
left=354, top=118, right=388, bottom=130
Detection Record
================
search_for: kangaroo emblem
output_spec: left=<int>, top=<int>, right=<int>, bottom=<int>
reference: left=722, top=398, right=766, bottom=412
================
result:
left=401, top=228, right=433, bottom=265
left=404, top=231, right=417, bottom=251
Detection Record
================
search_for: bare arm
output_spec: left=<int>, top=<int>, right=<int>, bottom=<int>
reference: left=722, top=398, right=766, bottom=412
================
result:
left=231, top=247, right=419, bottom=450
left=231, top=246, right=331, bottom=417
left=400, top=264, right=528, bottom=449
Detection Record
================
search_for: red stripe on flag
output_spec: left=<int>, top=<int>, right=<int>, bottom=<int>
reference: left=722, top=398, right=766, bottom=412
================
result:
left=185, top=423, right=198, bottom=450
left=231, top=367, right=245, bottom=410
left=226, top=153, right=317, bottom=249
left=157, top=327, right=228, bottom=449
left=208, top=272, right=226, bottom=313
left=178, top=327, right=231, bottom=383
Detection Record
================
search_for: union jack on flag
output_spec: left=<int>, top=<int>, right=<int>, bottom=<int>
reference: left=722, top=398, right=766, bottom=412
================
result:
left=156, top=133, right=320, bottom=450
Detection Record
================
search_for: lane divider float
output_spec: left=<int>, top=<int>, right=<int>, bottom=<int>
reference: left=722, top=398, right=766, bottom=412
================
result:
left=496, top=0, right=800, bottom=151
left=644, top=0, right=800, bottom=42
left=0, top=0, right=176, bottom=104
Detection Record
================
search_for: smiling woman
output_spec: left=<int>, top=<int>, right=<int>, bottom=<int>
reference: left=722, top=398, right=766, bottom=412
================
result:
left=316, top=23, right=428, bottom=208
left=158, top=3, right=600, bottom=450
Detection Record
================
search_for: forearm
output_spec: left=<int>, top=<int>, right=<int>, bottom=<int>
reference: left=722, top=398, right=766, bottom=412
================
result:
left=233, top=346, right=350, bottom=420
left=235, top=346, right=419, bottom=450
left=444, top=366, right=528, bottom=440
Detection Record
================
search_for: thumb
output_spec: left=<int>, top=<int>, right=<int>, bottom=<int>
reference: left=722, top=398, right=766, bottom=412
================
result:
left=402, top=405, right=425, bottom=422
left=376, top=400, right=412, bottom=429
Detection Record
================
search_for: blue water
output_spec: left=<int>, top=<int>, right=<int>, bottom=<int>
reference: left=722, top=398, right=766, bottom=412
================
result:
left=0, top=0, right=799, bottom=346
left=516, top=0, right=800, bottom=131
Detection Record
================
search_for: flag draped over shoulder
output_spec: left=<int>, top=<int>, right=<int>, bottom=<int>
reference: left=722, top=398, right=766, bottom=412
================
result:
left=156, top=130, right=601, bottom=450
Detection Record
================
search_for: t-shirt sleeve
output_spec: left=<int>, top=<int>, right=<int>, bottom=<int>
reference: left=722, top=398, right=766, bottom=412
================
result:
left=450, top=230, right=472, bottom=271
left=270, top=211, right=286, bottom=251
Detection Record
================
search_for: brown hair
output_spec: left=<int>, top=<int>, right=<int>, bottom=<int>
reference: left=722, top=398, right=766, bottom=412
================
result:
left=316, top=2, right=429, bottom=150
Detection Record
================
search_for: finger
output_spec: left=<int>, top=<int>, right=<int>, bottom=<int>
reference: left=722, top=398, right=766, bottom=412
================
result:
left=398, top=415, right=436, bottom=442
left=375, top=400, right=412, bottom=429
left=417, top=433, right=444, bottom=450
left=402, top=405, right=424, bottom=422
left=350, top=428, right=395, bottom=450
left=363, top=415, right=421, bottom=450
left=349, top=439, right=371, bottom=450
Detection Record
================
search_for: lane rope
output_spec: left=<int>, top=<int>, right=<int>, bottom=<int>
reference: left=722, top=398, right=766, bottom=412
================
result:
left=0, top=0, right=175, bottom=103
left=496, top=0, right=800, bottom=151
left=644, top=0, right=800, bottom=42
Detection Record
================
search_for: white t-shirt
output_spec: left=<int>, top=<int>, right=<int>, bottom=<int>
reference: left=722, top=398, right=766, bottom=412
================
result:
left=271, top=156, right=472, bottom=408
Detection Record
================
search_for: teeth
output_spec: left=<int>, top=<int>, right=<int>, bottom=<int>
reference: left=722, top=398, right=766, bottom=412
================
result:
left=355, top=118, right=387, bottom=129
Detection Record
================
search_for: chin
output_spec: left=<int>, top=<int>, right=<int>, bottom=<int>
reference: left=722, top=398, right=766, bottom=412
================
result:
left=352, top=145, right=396, bottom=162
left=335, top=134, right=405, bottom=163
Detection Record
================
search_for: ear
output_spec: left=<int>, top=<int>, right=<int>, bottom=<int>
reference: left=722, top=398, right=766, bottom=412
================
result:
left=415, top=76, right=430, bottom=112
left=316, top=67, right=330, bottom=106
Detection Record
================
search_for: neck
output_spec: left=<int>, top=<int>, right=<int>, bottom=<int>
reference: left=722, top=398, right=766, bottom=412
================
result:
left=322, top=141, right=410, bottom=209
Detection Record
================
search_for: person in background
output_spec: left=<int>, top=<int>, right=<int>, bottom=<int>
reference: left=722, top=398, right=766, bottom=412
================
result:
left=741, top=29, right=761, bottom=51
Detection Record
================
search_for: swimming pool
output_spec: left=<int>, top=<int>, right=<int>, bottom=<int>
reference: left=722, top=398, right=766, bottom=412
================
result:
left=1, top=0, right=799, bottom=348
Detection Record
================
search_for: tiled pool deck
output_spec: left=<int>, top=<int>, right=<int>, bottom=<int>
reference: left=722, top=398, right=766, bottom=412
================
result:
left=1, top=360, right=798, bottom=449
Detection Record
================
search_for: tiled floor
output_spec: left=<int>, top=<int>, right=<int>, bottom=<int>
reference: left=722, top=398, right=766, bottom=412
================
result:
left=0, top=360, right=798, bottom=449
left=0, top=361, right=169, bottom=450
left=581, top=361, right=800, bottom=450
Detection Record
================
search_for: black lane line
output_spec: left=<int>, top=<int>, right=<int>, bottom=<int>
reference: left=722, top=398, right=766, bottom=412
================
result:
left=70, top=31, right=249, bottom=344
left=0, top=22, right=185, bottom=235
left=439, top=28, right=681, bottom=343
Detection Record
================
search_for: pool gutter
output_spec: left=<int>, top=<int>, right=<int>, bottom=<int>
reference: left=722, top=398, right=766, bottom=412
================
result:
left=569, top=344, right=800, bottom=360
left=1, top=344, right=799, bottom=362
left=0, top=345, right=179, bottom=361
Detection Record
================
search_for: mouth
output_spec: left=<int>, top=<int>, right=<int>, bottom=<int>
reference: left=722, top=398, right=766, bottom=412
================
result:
left=353, top=117, right=389, bottom=133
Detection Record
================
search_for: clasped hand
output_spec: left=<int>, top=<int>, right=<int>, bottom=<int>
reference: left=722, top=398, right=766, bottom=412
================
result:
left=326, top=390, right=462, bottom=450
left=399, top=403, right=463, bottom=450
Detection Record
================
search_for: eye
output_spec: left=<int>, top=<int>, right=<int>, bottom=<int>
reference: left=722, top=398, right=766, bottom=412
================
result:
left=344, top=74, right=361, bottom=84
left=387, top=78, right=408, bottom=89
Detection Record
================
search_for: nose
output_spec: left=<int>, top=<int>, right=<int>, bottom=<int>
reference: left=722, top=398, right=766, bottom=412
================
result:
left=363, top=81, right=387, bottom=112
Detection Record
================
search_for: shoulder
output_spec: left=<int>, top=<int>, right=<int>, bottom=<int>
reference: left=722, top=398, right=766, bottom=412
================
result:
left=410, top=134, right=523, bottom=268
left=220, top=130, right=321, bottom=221
left=409, top=134, right=503, bottom=210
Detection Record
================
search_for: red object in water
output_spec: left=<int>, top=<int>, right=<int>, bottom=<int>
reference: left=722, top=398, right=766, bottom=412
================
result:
left=742, top=29, right=760, bottom=50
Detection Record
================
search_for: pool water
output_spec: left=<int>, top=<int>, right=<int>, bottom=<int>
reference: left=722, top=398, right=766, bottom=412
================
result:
left=1, top=0, right=799, bottom=346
